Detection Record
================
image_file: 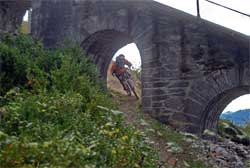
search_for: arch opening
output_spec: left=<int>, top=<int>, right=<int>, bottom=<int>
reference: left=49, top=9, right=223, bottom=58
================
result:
left=220, top=94, right=250, bottom=126
left=201, top=86, right=250, bottom=132
left=81, top=30, right=142, bottom=85
left=21, top=8, right=32, bottom=34
left=107, top=43, right=142, bottom=97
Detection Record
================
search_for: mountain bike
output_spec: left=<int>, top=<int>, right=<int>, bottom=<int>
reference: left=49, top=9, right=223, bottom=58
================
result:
left=120, top=68, right=139, bottom=100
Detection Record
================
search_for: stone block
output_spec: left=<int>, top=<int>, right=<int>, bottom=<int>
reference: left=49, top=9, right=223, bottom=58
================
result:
left=152, top=95, right=169, bottom=101
left=184, top=98, right=203, bottom=117
left=152, top=102, right=163, bottom=108
left=164, top=97, right=184, bottom=111
left=171, top=113, right=200, bottom=126
left=168, top=81, right=189, bottom=88
left=142, top=96, right=152, bottom=108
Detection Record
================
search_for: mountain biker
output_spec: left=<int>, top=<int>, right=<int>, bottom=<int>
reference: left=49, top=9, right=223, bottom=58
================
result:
left=110, top=54, right=132, bottom=95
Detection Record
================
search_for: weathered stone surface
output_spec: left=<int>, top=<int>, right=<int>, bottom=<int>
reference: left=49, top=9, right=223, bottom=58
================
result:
left=142, top=96, right=152, bottom=108
left=1, top=0, right=249, bottom=134
left=171, top=113, right=200, bottom=126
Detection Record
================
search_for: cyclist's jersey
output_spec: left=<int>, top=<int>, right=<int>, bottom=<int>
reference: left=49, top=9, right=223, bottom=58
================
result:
left=110, top=59, right=132, bottom=76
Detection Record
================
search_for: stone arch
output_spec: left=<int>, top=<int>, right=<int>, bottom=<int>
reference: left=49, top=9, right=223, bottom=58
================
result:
left=201, top=86, right=249, bottom=132
left=30, top=0, right=155, bottom=118
left=184, top=63, right=250, bottom=134
left=81, top=29, right=136, bottom=80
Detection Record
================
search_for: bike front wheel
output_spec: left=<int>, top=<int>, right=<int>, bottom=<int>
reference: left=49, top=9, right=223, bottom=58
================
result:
left=127, top=79, right=139, bottom=100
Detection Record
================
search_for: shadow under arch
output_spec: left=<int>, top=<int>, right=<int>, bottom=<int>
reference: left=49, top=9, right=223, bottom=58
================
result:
left=81, top=29, right=142, bottom=83
left=201, top=86, right=250, bottom=133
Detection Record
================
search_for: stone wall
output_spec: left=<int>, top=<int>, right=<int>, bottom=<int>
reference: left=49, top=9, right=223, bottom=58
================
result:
left=1, top=0, right=249, bottom=134
left=142, top=2, right=249, bottom=134
left=31, top=0, right=154, bottom=81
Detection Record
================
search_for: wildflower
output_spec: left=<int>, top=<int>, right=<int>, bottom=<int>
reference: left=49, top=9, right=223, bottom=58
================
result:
left=121, top=136, right=128, bottom=141
left=112, top=149, right=117, bottom=155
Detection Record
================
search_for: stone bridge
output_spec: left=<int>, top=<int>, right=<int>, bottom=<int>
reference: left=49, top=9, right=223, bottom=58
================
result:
left=1, top=0, right=249, bottom=134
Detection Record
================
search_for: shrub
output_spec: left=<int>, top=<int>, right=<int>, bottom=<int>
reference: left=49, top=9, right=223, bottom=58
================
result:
left=0, top=34, right=159, bottom=167
left=218, top=119, right=250, bottom=146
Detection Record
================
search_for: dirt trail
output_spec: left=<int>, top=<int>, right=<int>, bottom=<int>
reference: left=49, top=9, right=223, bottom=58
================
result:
left=116, top=96, right=139, bottom=124
left=107, top=64, right=179, bottom=167
left=111, top=93, right=178, bottom=168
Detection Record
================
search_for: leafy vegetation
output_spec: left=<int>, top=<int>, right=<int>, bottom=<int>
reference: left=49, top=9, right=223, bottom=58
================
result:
left=218, top=119, right=250, bottom=146
left=0, top=34, right=159, bottom=167
left=242, top=117, right=250, bottom=138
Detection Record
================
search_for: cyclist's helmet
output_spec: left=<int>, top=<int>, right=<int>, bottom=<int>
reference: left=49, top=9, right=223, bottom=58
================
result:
left=116, top=54, right=125, bottom=69
left=116, top=54, right=125, bottom=60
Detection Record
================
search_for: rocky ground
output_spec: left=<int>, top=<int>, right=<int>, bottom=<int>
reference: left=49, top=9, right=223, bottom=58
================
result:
left=185, top=134, right=250, bottom=168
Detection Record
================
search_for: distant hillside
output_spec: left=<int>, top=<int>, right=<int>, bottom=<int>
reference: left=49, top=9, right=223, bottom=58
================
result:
left=220, top=109, right=250, bottom=126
